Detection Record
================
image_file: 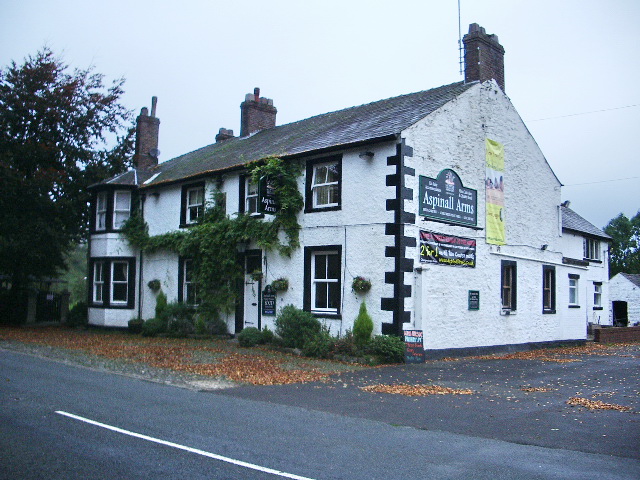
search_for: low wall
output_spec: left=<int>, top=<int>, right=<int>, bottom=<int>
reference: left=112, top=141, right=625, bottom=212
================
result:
left=594, top=326, right=640, bottom=344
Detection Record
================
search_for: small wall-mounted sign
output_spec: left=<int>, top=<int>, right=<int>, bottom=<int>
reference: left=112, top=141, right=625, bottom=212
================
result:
left=468, top=290, right=480, bottom=310
left=403, top=329, right=425, bottom=363
left=262, top=285, right=276, bottom=316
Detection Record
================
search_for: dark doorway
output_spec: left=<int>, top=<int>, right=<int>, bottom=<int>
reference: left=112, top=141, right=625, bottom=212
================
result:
left=612, top=301, right=628, bottom=327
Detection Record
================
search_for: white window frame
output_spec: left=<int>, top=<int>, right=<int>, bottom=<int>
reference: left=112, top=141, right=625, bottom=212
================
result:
left=113, top=190, right=131, bottom=230
left=93, top=261, right=104, bottom=303
left=186, top=186, right=204, bottom=224
left=311, top=162, right=340, bottom=208
left=110, top=261, right=129, bottom=305
left=569, top=276, right=579, bottom=306
left=584, top=238, right=600, bottom=260
left=311, top=250, right=340, bottom=314
left=593, top=283, right=602, bottom=308
left=245, top=178, right=259, bottom=215
left=96, top=192, right=107, bottom=231
left=182, top=259, right=198, bottom=306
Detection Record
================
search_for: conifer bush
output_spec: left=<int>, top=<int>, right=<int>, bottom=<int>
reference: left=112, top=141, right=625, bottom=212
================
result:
left=353, top=301, right=373, bottom=346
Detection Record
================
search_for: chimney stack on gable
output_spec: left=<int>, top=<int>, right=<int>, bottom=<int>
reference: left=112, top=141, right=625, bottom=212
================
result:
left=463, top=23, right=505, bottom=92
left=240, top=87, right=277, bottom=137
left=133, top=96, right=160, bottom=171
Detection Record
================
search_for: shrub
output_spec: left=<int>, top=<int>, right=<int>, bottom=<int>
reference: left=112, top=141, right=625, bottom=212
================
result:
left=302, top=326, right=334, bottom=358
left=365, top=335, right=405, bottom=363
left=238, top=327, right=262, bottom=347
left=260, top=325, right=275, bottom=344
left=333, top=329, right=359, bottom=357
left=353, top=301, right=373, bottom=346
left=194, top=315, right=207, bottom=335
left=165, top=302, right=196, bottom=336
left=66, top=301, right=88, bottom=327
left=155, top=291, right=168, bottom=320
left=275, top=304, right=321, bottom=348
left=141, top=317, right=167, bottom=337
left=206, top=316, right=228, bottom=336
left=128, top=318, right=144, bottom=334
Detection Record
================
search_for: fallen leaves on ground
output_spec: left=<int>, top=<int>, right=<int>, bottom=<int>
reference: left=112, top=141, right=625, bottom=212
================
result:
left=0, top=326, right=356, bottom=385
left=360, top=383, right=474, bottom=396
left=521, top=386, right=554, bottom=392
left=566, top=397, right=633, bottom=412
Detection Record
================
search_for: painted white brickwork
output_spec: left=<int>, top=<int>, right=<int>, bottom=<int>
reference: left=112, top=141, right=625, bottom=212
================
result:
left=610, top=274, right=640, bottom=326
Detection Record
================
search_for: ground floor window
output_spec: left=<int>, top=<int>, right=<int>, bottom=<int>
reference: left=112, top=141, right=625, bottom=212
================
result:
left=542, top=265, right=556, bottom=314
left=89, top=257, right=136, bottom=309
left=593, top=282, right=602, bottom=309
left=178, top=258, right=199, bottom=305
left=304, top=245, right=342, bottom=316
left=501, top=260, right=517, bottom=311
left=569, top=274, right=580, bottom=307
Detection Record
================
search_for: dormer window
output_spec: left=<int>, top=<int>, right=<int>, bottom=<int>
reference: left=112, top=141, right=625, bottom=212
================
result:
left=180, top=182, right=205, bottom=227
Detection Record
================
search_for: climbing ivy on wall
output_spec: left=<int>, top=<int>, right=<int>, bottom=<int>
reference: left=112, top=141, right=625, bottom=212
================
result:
left=122, top=156, right=303, bottom=318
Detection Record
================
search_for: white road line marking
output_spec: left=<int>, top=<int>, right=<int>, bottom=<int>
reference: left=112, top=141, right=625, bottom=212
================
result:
left=55, top=411, right=316, bottom=480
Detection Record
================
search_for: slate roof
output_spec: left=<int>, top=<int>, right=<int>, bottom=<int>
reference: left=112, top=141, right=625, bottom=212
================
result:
left=138, top=81, right=477, bottom=188
left=562, top=206, right=611, bottom=240
left=620, top=273, right=640, bottom=287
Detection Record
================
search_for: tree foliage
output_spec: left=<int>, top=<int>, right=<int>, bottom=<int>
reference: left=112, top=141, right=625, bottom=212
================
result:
left=0, top=49, right=134, bottom=287
left=604, top=210, right=640, bottom=277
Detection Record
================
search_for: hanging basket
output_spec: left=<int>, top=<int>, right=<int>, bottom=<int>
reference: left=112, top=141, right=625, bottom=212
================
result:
left=352, top=276, right=372, bottom=293
left=271, top=278, right=289, bottom=292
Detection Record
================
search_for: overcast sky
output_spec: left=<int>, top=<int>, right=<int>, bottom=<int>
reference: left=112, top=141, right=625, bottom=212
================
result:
left=2, top=0, right=638, bottom=229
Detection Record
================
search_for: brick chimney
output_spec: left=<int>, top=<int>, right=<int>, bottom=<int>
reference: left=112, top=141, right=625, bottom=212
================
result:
left=240, top=87, right=277, bottom=137
left=463, top=23, right=505, bottom=92
left=133, top=96, right=160, bottom=171
left=215, top=128, right=234, bottom=142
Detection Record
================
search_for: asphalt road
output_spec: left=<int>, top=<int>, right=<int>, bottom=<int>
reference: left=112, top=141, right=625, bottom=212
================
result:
left=1, top=348, right=639, bottom=479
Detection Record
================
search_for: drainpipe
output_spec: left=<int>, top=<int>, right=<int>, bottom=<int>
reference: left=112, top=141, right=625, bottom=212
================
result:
left=137, top=193, right=145, bottom=320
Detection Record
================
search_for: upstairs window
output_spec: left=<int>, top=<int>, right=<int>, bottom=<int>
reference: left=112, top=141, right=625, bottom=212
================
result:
left=305, top=156, right=342, bottom=213
left=113, top=191, right=131, bottom=229
left=92, top=189, right=133, bottom=233
left=180, top=182, right=205, bottom=227
left=501, top=260, right=517, bottom=311
left=584, top=238, right=601, bottom=261
left=245, top=178, right=259, bottom=215
left=95, top=192, right=107, bottom=231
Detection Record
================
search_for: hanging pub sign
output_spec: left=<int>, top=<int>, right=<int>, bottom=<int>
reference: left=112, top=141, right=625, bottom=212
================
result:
left=418, top=169, right=477, bottom=227
left=262, top=285, right=276, bottom=316
left=420, top=230, right=476, bottom=268
left=258, top=175, right=280, bottom=214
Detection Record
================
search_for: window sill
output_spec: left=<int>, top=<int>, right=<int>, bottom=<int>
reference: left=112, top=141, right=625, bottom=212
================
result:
left=543, top=309, right=556, bottom=315
left=569, top=305, right=581, bottom=309
left=304, top=205, right=342, bottom=214
left=90, top=303, right=135, bottom=310
left=500, top=309, right=516, bottom=316
left=593, top=306, right=603, bottom=311
left=311, top=312, right=342, bottom=320
left=583, top=258, right=602, bottom=264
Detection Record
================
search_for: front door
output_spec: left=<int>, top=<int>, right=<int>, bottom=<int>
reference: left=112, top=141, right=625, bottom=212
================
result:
left=242, top=251, right=262, bottom=330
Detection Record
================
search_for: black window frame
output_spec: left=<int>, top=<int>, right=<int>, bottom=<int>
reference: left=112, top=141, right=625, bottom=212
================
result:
left=88, top=257, right=136, bottom=309
left=304, top=155, right=342, bottom=213
left=90, top=187, right=136, bottom=233
left=501, top=260, right=517, bottom=311
left=542, top=265, right=556, bottom=314
left=303, top=245, right=342, bottom=318
left=180, top=181, right=206, bottom=228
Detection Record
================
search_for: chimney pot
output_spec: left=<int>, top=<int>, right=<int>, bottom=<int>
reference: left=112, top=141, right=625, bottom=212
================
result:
left=151, top=96, right=157, bottom=117
left=216, top=128, right=235, bottom=142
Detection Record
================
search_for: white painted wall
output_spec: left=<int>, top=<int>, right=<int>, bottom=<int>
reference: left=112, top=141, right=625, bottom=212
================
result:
left=402, top=81, right=588, bottom=350
left=610, top=274, right=640, bottom=326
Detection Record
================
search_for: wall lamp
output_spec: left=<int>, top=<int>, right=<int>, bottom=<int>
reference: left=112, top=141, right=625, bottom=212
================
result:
left=541, top=244, right=548, bottom=251
left=560, top=200, right=570, bottom=208
left=359, top=151, right=374, bottom=161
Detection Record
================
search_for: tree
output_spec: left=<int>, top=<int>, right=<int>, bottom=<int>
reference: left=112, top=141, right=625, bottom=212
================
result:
left=0, top=49, right=134, bottom=290
left=604, top=211, right=640, bottom=277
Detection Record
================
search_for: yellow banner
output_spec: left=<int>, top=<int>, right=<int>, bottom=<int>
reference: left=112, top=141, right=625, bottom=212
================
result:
left=485, top=138, right=505, bottom=245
